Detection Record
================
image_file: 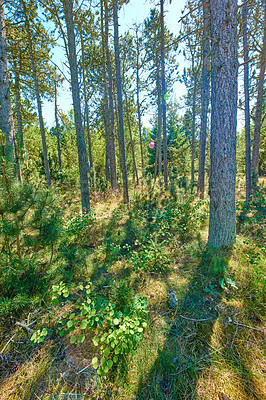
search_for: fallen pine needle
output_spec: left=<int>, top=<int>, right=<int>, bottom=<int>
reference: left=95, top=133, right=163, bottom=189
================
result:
left=180, top=315, right=214, bottom=322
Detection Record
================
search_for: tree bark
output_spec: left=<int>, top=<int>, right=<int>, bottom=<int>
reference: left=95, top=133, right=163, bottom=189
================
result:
left=160, top=0, right=168, bottom=189
left=79, top=25, right=93, bottom=173
left=191, top=70, right=197, bottom=189
left=63, top=0, right=90, bottom=213
left=112, top=0, right=129, bottom=203
left=0, top=0, right=15, bottom=161
left=156, top=60, right=162, bottom=177
left=104, top=0, right=117, bottom=190
left=251, top=0, right=266, bottom=179
left=22, top=0, right=51, bottom=186
left=135, top=28, right=145, bottom=178
left=54, top=80, right=62, bottom=169
left=14, top=69, right=24, bottom=152
left=124, top=89, right=139, bottom=184
left=242, top=0, right=251, bottom=201
left=208, top=0, right=238, bottom=248
left=101, top=0, right=111, bottom=183
left=197, top=0, right=210, bottom=199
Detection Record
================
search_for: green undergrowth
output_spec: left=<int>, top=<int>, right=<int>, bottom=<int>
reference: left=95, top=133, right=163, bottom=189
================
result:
left=0, top=182, right=265, bottom=400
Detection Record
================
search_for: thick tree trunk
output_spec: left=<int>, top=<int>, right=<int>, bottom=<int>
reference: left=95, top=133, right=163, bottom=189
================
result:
left=136, top=30, right=144, bottom=178
left=112, top=0, right=129, bottom=203
left=242, top=0, right=251, bottom=201
left=208, top=0, right=238, bottom=248
left=63, top=0, right=90, bottom=214
left=0, top=0, right=15, bottom=161
left=54, top=81, right=62, bottom=169
left=104, top=0, right=117, bottom=190
left=197, top=0, right=210, bottom=199
left=251, top=0, right=266, bottom=179
left=22, top=1, right=51, bottom=186
left=160, top=0, right=168, bottom=189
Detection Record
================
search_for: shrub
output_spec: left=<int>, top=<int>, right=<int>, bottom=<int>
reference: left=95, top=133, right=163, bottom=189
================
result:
left=31, top=281, right=149, bottom=377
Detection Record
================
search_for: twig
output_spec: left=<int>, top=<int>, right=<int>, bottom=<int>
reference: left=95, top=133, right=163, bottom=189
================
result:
left=180, top=315, right=214, bottom=322
left=228, top=321, right=265, bottom=333
left=34, top=393, right=42, bottom=400
left=75, top=363, right=93, bottom=375
left=0, top=332, right=18, bottom=357
left=15, top=321, right=34, bottom=334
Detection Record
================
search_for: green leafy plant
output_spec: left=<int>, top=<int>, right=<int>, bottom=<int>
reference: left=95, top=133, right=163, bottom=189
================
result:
left=38, top=281, right=148, bottom=376
left=219, top=277, right=238, bottom=290
left=30, top=328, right=48, bottom=344
left=204, top=283, right=218, bottom=296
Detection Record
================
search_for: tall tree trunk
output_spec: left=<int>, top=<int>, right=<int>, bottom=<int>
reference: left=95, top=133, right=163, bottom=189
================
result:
left=14, top=69, right=24, bottom=152
left=160, top=0, right=168, bottom=189
left=54, top=80, right=62, bottom=169
left=242, top=0, right=251, bottom=201
left=112, top=0, right=129, bottom=203
left=63, top=0, right=90, bottom=214
left=22, top=0, right=51, bottom=186
left=124, top=89, right=139, bottom=184
left=0, top=0, right=15, bottom=161
left=79, top=25, right=93, bottom=173
left=197, top=0, right=210, bottom=199
left=104, top=0, right=117, bottom=190
left=208, top=0, right=238, bottom=248
left=251, top=0, right=266, bottom=179
left=156, top=60, right=162, bottom=176
left=135, top=28, right=145, bottom=178
left=101, top=0, right=111, bottom=183
left=191, top=72, right=197, bottom=189
left=13, top=67, right=23, bottom=182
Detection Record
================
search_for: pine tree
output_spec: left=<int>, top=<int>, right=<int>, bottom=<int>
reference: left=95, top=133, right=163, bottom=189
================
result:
left=197, top=0, right=211, bottom=199
left=208, top=0, right=238, bottom=248
left=251, top=0, right=266, bottom=180
left=0, top=0, right=15, bottom=162
left=62, top=0, right=90, bottom=213
left=112, top=0, right=129, bottom=203
left=242, top=0, right=252, bottom=201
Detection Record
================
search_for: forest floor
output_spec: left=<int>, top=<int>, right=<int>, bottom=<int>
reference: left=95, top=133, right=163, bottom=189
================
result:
left=0, top=178, right=265, bottom=400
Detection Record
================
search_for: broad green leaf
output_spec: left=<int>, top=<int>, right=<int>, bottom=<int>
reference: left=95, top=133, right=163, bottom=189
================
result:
left=78, top=334, right=85, bottom=343
left=67, top=320, right=74, bottom=328
left=92, top=357, right=98, bottom=369
left=70, top=336, right=76, bottom=344
left=80, top=320, right=88, bottom=330
left=41, top=328, right=48, bottom=336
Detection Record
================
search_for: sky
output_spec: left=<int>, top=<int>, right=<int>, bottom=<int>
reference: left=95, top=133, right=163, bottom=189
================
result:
left=42, top=0, right=188, bottom=129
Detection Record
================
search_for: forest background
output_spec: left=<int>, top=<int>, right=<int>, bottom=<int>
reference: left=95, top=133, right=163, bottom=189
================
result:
left=0, top=0, right=265, bottom=399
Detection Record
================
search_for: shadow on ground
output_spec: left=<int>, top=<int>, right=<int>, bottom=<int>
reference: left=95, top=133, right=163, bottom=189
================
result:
left=134, top=247, right=238, bottom=400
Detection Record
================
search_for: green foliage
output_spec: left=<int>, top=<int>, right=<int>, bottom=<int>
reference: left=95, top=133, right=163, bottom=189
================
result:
left=65, top=213, right=95, bottom=239
left=0, top=148, right=62, bottom=260
left=30, top=328, right=48, bottom=344
left=237, top=191, right=266, bottom=240
left=131, top=234, right=170, bottom=273
left=44, top=281, right=148, bottom=377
